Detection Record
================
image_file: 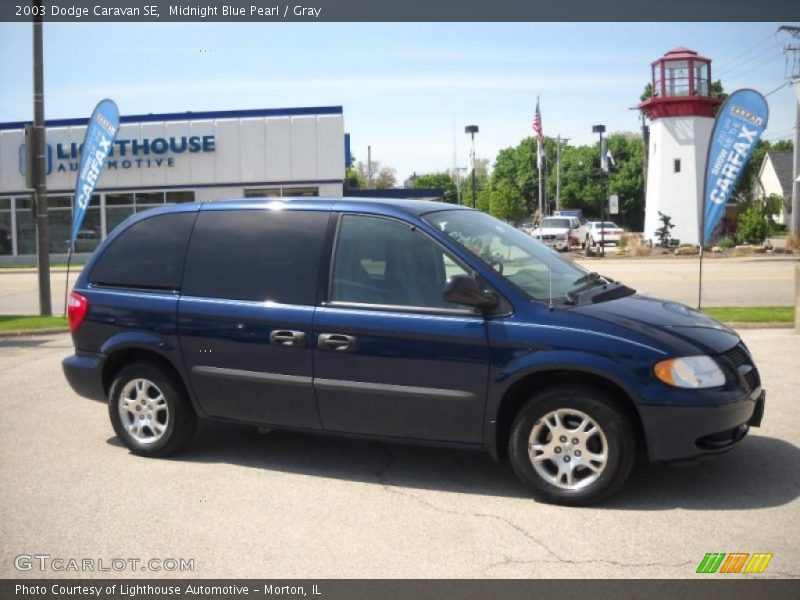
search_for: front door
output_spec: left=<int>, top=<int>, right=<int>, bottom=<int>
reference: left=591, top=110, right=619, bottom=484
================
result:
left=313, top=214, right=490, bottom=444
left=179, top=206, right=329, bottom=428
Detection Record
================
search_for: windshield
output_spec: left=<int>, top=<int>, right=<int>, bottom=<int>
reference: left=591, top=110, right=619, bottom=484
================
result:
left=541, top=218, right=571, bottom=229
left=424, top=209, right=599, bottom=304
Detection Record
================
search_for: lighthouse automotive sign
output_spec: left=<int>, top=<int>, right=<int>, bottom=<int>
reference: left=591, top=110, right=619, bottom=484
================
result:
left=701, top=89, right=769, bottom=244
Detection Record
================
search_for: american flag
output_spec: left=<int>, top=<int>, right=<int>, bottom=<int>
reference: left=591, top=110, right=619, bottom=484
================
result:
left=532, top=98, right=544, bottom=144
left=533, top=97, right=544, bottom=169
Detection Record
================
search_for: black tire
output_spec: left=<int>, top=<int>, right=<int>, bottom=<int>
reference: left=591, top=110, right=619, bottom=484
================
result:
left=508, top=385, right=635, bottom=506
left=108, top=362, right=196, bottom=457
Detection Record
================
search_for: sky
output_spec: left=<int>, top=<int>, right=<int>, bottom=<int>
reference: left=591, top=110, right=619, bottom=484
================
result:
left=1, top=22, right=798, bottom=180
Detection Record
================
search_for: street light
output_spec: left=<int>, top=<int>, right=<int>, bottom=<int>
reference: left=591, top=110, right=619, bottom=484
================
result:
left=465, top=125, right=479, bottom=208
left=592, top=124, right=606, bottom=257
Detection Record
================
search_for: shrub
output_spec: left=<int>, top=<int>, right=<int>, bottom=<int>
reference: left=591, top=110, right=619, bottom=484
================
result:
left=787, top=234, right=800, bottom=254
left=617, top=234, right=629, bottom=250
left=735, top=204, right=769, bottom=245
left=627, top=235, right=651, bottom=257
left=718, top=237, right=735, bottom=249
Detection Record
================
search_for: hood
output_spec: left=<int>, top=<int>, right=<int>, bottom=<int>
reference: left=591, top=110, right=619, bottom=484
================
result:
left=571, top=294, right=740, bottom=355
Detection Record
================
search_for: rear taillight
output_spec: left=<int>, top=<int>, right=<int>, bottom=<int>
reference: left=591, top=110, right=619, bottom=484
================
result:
left=67, top=292, right=88, bottom=332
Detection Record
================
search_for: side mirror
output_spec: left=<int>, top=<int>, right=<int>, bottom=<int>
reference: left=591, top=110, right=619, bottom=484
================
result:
left=443, top=275, right=499, bottom=309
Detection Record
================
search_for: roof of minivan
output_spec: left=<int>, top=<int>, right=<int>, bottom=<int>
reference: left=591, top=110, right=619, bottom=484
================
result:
left=198, top=197, right=470, bottom=217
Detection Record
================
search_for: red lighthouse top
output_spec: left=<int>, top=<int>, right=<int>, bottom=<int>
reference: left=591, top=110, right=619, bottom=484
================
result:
left=638, top=47, right=722, bottom=119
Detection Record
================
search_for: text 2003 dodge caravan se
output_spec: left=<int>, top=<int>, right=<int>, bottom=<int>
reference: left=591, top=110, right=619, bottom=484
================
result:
left=63, top=198, right=765, bottom=505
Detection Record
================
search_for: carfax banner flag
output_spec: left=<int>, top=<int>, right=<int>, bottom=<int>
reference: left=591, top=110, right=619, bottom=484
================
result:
left=71, top=99, right=120, bottom=249
left=702, top=88, right=768, bottom=245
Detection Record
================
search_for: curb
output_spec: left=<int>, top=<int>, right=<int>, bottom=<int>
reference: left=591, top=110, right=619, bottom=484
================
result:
left=721, top=322, right=794, bottom=330
left=0, top=327, right=70, bottom=338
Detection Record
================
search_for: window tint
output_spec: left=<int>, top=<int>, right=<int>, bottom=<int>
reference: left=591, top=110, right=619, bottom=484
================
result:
left=90, top=212, right=196, bottom=290
left=331, top=215, right=469, bottom=309
left=182, top=209, right=328, bottom=304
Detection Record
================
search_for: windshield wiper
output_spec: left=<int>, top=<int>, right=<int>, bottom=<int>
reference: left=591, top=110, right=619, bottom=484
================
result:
left=572, top=271, right=614, bottom=286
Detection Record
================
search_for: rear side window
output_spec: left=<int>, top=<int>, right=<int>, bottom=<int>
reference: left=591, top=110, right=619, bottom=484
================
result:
left=90, top=212, right=196, bottom=290
left=182, top=209, right=328, bottom=304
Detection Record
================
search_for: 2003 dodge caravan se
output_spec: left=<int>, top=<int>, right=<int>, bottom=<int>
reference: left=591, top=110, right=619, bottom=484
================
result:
left=63, top=198, right=765, bottom=505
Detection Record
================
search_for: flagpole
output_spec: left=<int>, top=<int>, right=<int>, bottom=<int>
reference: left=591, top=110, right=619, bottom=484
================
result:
left=63, top=245, right=72, bottom=316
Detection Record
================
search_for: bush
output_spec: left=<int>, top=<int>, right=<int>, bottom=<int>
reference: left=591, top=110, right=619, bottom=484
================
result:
left=627, top=234, right=651, bottom=257
left=735, top=204, right=769, bottom=245
left=718, top=237, right=735, bottom=249
left=617, top=234, right=629, bottom=251
left=787, top=233, right=800, bottom=254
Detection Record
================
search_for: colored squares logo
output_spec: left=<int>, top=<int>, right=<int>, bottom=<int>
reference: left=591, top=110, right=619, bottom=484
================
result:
left=697, top=553, right=773, bottom=574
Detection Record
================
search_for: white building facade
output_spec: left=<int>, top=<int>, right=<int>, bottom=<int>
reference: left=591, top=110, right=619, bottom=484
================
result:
left=639, top=48, right=722, bottom=246
left=0, top=106, right=346, bottom=261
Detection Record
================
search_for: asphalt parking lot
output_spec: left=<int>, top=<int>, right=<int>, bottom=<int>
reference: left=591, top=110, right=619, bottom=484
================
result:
left=0, top=330, right=798, bottom=579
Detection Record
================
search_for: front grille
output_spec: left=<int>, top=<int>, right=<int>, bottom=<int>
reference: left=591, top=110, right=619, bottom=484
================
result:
left=722, top=344, right=749, bottom=368
left=720, top=343, right=760, bottom=390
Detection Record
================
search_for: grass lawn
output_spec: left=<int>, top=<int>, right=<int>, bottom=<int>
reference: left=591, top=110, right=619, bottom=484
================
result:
left=702, top=306, right=794, bottom=323
left=0, top=315, right=68, bottom=331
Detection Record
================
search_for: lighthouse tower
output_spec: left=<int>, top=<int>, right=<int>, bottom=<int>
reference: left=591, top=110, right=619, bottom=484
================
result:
left=639, top=48, right=722, bottom=246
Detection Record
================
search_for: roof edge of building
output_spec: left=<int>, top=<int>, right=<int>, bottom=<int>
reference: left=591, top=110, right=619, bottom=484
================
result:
left=0, top=105, right=344, bottom=131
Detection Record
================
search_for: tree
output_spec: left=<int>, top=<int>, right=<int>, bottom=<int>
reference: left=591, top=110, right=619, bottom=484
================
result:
left=487, top=180, right=526, bottom=222
left=640, top=82, right=653, bottom=102
left=354, top=160, right=397, bottom=189
left=411, top=172, right=458, bottom=203
left=654, top=211, right=674, bottom=246
left=459, top=158, right=490, bottom=208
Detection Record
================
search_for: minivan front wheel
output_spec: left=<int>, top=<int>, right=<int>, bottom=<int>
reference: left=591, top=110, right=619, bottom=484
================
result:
left=509, top=386, right=635, bottom=505
left=108, top=363, right=196, bottom=457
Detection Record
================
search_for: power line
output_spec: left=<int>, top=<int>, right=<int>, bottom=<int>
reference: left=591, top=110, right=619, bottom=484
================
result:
left=715, top=41, right=783, bottom=78
left=713, top=31, right=779, bottom=72
left=722, top=52, right=785, bottom=82
left=764, top=81, right=791, bottom=97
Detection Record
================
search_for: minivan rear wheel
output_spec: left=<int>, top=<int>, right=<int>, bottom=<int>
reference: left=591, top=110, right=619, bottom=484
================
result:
left=108, top=363, right=196, bottom=457
left=509, top=385, right=635, bottom=505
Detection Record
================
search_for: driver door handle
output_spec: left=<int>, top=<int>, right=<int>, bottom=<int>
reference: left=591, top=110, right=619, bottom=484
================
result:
left=318, top=333, right=358, bottom=352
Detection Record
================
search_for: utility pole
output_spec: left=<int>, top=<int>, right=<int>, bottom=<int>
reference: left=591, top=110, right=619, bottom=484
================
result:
left=779, top=26, right=800, bottom=236
left=465, top=125, right=479, bottom=209
left=593, top=124, right=607, bottom=257
left=555, top=135, right=570, bottom=212
left=32, top=1, right=51, bottom=315
left=367, top=145, right=372, bottom=189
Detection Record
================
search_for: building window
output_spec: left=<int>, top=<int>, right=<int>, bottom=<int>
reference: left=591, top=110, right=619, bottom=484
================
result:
left=0, top=198, right=12, bottom=256
left=166, top=190, right=195, bottom=203
left=48, top=196, right=73, bottom=254
left=244, top=188, right=281, bottom=198
left=282, top=187, right=319, bottom=197
left=14, top=197, right=35, bottom=255
left=134, top=192, right=165, bottom=212
left=106, top=193, right=135, bottom=236
left=674, top=159, right=681, bottom=173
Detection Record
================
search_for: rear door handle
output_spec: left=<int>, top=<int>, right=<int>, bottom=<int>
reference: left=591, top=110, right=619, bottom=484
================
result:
left=269, top=330, right=307, bottom=347
left=317, top=333, right=358, bottom=352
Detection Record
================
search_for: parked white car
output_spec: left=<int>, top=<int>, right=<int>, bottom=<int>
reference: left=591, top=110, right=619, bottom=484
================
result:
left=585, top=221, right=624, bottom=247
left=531, top=216, right=582, bottom=251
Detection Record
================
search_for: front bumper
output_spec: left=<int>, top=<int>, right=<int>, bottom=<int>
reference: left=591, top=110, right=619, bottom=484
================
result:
left=62, top=351, right=107, bottom=402
left=639, top=388, right=765, bottom=462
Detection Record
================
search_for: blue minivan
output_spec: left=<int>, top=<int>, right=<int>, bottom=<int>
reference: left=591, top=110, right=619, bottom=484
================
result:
left=63, top=198, right=765, bottom=505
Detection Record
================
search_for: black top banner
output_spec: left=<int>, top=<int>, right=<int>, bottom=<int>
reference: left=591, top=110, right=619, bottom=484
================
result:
left=2, top=0, right=799, bottom=22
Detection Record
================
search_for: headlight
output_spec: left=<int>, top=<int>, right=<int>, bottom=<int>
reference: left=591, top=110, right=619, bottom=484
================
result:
left=653, top=356, right=725, bottom=389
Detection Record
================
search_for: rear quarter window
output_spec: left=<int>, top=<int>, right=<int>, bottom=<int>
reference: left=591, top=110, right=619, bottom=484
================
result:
left=181, top=208, right=329, bottom=305
left=89, top=212, right=197, bottom=290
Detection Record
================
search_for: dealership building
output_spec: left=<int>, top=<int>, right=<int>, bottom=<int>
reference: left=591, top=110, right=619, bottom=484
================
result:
left=0, top=106, right=346, bottom=261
